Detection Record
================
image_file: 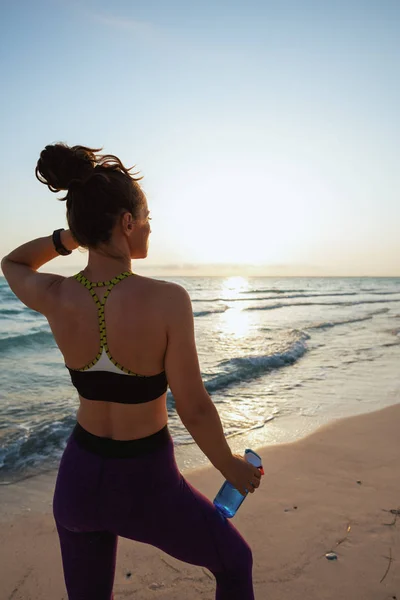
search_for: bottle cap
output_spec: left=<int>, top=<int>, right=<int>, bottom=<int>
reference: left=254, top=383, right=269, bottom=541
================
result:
left=245, top=449, right=264, bottom=474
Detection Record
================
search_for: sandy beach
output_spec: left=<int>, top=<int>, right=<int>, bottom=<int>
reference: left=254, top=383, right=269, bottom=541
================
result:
left=1, top=403, right=399, bottom=600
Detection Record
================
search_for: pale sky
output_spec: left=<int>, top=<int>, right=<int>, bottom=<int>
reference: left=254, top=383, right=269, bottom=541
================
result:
left=1, top=0, right=399, bottom=276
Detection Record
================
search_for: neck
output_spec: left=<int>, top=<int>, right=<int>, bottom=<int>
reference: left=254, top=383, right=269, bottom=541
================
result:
left=83, top=248, right=132, bottom=281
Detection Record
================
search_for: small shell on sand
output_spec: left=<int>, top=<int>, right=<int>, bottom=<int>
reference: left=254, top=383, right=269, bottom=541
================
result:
left=325, top=552, right=338, bottom=561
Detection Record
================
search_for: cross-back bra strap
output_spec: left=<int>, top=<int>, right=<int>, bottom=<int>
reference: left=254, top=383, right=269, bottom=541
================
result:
left=73, top=271, right=134, bottom=351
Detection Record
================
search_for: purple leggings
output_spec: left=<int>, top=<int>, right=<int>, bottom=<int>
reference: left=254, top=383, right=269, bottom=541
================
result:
left=53, top=423, right=254, bottom=599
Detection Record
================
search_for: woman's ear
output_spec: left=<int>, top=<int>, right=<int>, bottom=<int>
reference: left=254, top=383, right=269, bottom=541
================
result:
left=122, top=211, right=134, bottom=233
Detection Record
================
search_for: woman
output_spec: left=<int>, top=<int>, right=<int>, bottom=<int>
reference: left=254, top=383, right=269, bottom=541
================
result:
left=1, top=144, right=262, bottom=600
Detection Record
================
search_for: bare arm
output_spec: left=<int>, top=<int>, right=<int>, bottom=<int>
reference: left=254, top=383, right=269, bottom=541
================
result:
left=1, top=230, right=78, bottom=314
left=164, top=284, right=233, bottom=472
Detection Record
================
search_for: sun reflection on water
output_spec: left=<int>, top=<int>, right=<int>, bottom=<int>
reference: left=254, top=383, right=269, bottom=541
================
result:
left=219, top=276, right=252, bottom=339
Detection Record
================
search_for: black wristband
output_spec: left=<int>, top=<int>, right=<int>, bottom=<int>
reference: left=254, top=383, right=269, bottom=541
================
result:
left=52, top=228, right=72, bottom=256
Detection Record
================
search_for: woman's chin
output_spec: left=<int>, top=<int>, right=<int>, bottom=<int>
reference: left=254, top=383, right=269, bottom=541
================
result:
left=131, top=250, right=148, bottom=260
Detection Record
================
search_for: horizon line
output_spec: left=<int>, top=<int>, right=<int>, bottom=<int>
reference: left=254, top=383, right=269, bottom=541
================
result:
left=1, top=262, right=399, bottom=279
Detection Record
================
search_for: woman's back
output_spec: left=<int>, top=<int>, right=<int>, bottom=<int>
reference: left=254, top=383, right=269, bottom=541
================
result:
left=48, top=271, right=172, bottom=440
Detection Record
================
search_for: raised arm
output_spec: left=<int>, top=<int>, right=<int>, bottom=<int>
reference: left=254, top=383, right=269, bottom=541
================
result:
left=1, top=229, right=78, bottom=314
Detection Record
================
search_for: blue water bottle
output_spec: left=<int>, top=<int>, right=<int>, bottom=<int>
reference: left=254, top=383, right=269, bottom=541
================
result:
left=213, top=449, right=264, bottom=518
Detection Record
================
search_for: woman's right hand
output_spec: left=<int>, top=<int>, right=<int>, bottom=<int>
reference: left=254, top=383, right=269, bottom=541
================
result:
left=219, top=454, right=263, bottom=496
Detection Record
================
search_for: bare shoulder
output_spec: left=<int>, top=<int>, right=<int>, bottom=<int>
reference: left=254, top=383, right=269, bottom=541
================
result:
left=133, top=275, right=191, bottom=316
left=133, top=274, right=188, bottom=297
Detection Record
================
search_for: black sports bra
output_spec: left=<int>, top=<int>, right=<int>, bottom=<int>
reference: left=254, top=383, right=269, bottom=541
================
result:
left=66, top=271, right=168, bottom=403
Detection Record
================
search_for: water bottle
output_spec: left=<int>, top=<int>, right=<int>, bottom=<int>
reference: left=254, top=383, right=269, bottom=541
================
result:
left=213, top=449, right=264, bottom=518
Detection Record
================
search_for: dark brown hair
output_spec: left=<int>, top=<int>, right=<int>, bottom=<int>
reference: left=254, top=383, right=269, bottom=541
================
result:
left=35, top=143, right=145, bottom=248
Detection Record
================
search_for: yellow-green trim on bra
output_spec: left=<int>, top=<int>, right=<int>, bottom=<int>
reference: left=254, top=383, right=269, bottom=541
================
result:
left=72, top=271, right=145, bottom=377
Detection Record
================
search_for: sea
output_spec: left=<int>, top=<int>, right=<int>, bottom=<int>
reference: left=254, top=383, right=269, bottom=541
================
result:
left=0, top=275, right=399, bottom=485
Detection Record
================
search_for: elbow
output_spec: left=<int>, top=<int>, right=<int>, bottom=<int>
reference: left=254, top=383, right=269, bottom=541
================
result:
left=1, top=256, right=10, bottom=275
left=176, top=393, right=214, bottom=426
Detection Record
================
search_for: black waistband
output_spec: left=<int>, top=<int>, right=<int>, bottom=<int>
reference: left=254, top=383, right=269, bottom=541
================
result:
left=72, top=422, right=171, bottom=458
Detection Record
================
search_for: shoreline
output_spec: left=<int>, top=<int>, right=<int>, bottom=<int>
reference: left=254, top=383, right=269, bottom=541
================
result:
left=1, top=389, right=399, bottom=491
left=176, top=385, right=400, bottom=472
left=1, top=402, right=399, bottom=599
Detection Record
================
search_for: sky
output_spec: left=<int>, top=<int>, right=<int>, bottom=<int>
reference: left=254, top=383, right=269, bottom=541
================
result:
left=0, top=0, right=399, bottom=277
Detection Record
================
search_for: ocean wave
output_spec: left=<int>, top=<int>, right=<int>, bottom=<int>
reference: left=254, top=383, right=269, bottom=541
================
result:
left=202, top=331, right=309, bottom=394
left=192, top=297, right=247, bottom=303
left=245, top=298, right=400, bottom=312
left=369, top=291, right=400, bottom=295
left=242, top=286, right=400, bottom=296
left=0, top=307, right=24, bottom=317
left=307, top=309, right=389, bottom=331
left=242, top=288, right=308, bottom=294
left=192, top=291, right=359, bottom=303
left=244, top=290, right=359, bottom=298
left=0, top=413, right=76, bottom=480
left=0, top=330, right=55, bottom=354
left=245, top=302, right=286, bottom=311
left=0, top=288, right=17, bottom=300
left=193, top=306, right=228, bottom=317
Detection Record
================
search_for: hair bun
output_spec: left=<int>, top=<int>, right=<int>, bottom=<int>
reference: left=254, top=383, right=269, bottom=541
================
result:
left=35, top=143, right=100, bottom=192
